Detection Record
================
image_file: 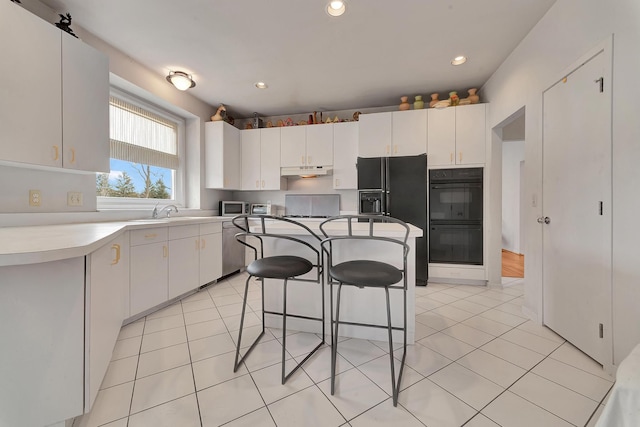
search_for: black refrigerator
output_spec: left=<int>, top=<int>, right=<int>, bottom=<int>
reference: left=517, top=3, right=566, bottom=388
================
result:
left=357, top=154, right=428, bottom=285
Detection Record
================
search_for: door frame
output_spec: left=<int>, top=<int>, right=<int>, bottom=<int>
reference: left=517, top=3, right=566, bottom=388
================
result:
left=540, top=35, right=614, bottom=370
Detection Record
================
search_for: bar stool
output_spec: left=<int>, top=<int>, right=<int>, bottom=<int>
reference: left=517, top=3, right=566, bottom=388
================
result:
left=319, top=214, right=410, bottom=406
left=232, top=214, right=325, bottom=384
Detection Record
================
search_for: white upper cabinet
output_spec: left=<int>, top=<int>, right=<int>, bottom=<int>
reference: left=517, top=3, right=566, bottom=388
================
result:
left=205, top=121, right=241, bottom=189
left=241, top=129, right=261, bottom=190
left=62, top=33, right=110, bottom=173
left=392, top=110, right=427, bottom=156
left=260, top=127, right=285, bottom=189
left=281, top=124, right=333, bottom=168
left=0, top=1, right=62, bottom=168
left=358, top=110, right=427, bottom=158
left=0, top=2, right=109, bottom=172
left=305, top=124, right=333, bottom=166
left=333, top=122, right=359, bottom=189
left=428, top=104, right=486, bottom=166
left=241, top=128, right=285, bottom=190
left=358, top=112, right=392, bottom=158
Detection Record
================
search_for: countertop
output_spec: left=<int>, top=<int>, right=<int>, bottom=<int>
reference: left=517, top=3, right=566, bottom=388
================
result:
left=0, top=216, right=423, bottom=267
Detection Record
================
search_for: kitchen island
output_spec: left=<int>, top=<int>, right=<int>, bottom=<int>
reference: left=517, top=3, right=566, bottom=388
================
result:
left=246, top=218, right=423, bottom=344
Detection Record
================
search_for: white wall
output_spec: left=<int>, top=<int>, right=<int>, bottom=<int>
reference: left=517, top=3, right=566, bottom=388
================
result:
left=483, top=0, right=640, bottom=364
left=501, top=141, right=524, bottom=254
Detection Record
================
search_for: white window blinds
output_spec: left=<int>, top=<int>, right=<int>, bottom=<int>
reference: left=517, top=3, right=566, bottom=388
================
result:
left=109, top=96, right=179, bottom=169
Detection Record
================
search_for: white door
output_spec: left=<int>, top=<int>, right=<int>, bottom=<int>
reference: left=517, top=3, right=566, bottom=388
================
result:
left=392, top=110, right=427, bottom=156
left=280, top=126, right=306, bottom=167
left=306, top=123, right=334, bottom=166
left=456, top=104, right=486, bottom=165
left=260, top=127, right=283, bottom=189
left=241, top=129, right=261, bottom=190
left=427, top=107, right=456, bottom=166
left=542, top=48, right=611, bottom=364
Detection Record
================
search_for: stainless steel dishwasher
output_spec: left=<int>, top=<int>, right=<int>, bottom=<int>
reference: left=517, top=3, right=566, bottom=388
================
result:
left=222, top=221, right=245, bottom=276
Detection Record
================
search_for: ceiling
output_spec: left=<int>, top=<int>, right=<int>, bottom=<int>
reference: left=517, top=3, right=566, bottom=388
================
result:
left=39, top=0, right=556, bottom=119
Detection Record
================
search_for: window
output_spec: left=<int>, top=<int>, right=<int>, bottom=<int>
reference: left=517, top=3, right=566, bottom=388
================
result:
left=97, top=89, right=185, bottom=208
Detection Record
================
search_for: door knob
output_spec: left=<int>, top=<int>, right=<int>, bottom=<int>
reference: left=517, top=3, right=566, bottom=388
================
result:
left=537, top=217, right=551, bottom=224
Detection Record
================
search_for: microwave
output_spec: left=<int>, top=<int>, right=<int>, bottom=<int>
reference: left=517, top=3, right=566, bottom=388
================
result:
left=219, top=200, right=248, bottom=216
left=250, top=203, right=272, bottom=215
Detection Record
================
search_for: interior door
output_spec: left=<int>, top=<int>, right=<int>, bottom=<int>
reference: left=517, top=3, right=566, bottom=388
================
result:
left=542, top=48, right=611, bottom=364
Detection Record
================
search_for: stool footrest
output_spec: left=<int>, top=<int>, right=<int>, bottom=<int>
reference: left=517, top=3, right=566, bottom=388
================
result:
left=264, top=310, right=323, bottom=323
left=333, top=319, right=405, bottom=332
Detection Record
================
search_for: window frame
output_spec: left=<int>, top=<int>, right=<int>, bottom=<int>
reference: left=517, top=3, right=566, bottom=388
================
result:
left=97, top=87, right=186, bottom=210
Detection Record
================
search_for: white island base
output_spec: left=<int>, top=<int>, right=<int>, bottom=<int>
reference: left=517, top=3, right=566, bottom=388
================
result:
left=247, top=220, right=422, bottom=344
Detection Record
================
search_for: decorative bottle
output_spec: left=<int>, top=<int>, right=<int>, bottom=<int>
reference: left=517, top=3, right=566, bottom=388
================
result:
left=467, top=88, right=480, bottom=104
left=399, top=96, right=410, bottom=111
left=429, top=93, right=440, bottom=108
left=449, top=91, right=460, bottom=106
left=413, top=95, right=424, bottom=110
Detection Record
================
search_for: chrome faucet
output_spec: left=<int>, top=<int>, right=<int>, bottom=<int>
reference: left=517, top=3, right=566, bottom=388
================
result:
left=152, top=203, right=179, bottom=218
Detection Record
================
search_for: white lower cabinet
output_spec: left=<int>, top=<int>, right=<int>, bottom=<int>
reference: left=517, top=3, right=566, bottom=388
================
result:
left=0, top=257, right=84, bottom=427
left=168, top=225, right=200, bottom=299
left=86, top=232, right=129, bottom=411
left=130, top=227, right=169, bottom=316
left=200, top=222, right=223, bottom=285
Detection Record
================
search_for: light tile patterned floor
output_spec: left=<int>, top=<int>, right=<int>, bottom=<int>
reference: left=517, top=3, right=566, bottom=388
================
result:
left=74, top=275, right=614, bottom=427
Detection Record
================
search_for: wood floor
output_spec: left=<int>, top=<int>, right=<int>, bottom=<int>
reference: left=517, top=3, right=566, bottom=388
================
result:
left=502, top=249, right=524, bottom=278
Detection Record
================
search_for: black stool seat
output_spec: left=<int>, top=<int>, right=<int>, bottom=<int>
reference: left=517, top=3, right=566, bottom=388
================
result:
left=330, top=260, right=402, bottom=288
left=247, top=255, right=313, bottom=279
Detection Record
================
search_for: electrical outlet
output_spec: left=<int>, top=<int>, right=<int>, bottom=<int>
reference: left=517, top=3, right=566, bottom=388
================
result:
left=67, top=191, right=83, bottom=207
left=29, top=190, right=41, bottom=207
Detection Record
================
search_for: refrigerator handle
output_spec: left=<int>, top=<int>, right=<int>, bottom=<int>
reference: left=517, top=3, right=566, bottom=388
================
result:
left=386, top=192, right=390, bottom=216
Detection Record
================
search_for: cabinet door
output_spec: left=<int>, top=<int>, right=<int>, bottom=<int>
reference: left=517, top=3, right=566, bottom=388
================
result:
left=358, top=112, right=392, bottom=158
left=62, top=33, right=110, bottom=172
left=199, top=232, right=222, bottom=285
left=0, top=1, right=62, bottom=168
left=168, top=237, right=200, bottom=299
left=392, top=110, right=427, bottom=156
left=130, top=241, right=168, bottom=315
left=456, top=104, right=486, bottom=164
left=205, top=121, right=241, bottom=189
left=280, top=126, right=306, bottom=167
left=333, top=122, right=359, bottom=189
left=0, top=258, right=84, bottom=426
left=427, top=107, right=456, bottom=166
left=86, top=232, right=129, bottom=410
left=241, top=129, right=261, bottom=190
left=306, top=124, right=333, bottom=166
left=260, top=127, right=284, bottom=190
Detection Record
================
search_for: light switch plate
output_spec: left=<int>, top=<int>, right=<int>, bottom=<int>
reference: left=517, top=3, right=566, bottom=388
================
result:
left=29, top=190, right=41, bottom=207
left=67, top=191, right=83, bottom=206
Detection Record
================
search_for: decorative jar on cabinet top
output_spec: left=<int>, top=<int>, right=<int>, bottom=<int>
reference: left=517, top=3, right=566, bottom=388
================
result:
left=429, top=93, right=440, bottom=108
left=399, top=96, right=410, bottom=111
left=413, top=95, right=424, bottom=109
left=467, top=88, right=480, bottom=104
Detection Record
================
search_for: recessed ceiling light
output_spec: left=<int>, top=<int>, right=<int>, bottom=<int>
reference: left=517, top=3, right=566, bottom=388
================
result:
left=327, top=0, right=346, bottom=17
left=451, top=55, right=467, bottom=66
left=255, top=81, right=268, bottom=89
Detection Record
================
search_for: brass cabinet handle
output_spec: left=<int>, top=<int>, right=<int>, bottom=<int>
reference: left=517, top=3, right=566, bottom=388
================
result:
left=459, top=152, right=463, bottom=162
left=144, top=233, right=157, bottom=239
left=450, top=152, right=453, bottom=163
left=262, top=180, right=265, bottom=188
left=301, top=155, right=305, bottom=165
left=335, top=178, right=339, bottom=187
left=111, top=244, right=120, bottom=265
left=163, top=245, right=168, bottom=258
left=255, top=180, right=259, bottom=188
left=386, top=145, right=390, bottom=154
left=201, top=239, right=206, bottom=249
left=394, top=145, right=398, bottom=154
left=53, top=145, right=59, bottom=161
left=307, top=156, right=312, bottom=165
left=70, top=148, right=76, bottom=164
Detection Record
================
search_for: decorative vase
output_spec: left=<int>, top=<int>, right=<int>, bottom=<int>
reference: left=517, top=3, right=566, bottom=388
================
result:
left=399, top=96, right=410, bottom=111
left=468, top=88, right=480, bottom=104
left=413, top=95, right=424, bottom=110
left=449, top=91, right=460, bottom=106
left=429, top=93, right=440, bottom=108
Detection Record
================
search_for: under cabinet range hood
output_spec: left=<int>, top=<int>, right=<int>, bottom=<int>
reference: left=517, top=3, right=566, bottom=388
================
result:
left=280, top=166, right=333, bottom=177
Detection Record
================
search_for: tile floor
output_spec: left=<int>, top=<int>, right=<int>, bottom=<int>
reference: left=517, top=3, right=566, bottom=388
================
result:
left=74, top=275, right=614, bottom=427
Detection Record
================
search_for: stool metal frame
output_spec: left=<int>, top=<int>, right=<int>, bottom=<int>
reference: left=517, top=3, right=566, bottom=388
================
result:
left=232, top=214, right=325, bottom=384
left=319, top=214, right=410, bottom=406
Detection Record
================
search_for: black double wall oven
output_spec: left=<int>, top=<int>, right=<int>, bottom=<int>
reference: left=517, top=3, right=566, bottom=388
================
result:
left=429, top=168, right=483, bottom=265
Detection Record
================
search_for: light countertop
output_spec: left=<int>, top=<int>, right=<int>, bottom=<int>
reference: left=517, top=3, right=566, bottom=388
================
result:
left=0, top=216, right=423, bottom=267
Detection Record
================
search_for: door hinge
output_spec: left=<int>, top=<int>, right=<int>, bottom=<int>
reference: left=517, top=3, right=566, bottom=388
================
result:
left=599, top=323, right=604, bottom=339
left=595, top=77, right=604, bottom=93
left=599, top=201, right=603, bottom=215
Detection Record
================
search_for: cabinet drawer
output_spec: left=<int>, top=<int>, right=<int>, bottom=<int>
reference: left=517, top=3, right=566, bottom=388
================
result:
left=168, top=224, right=200, bottom=240
left=130, top=227, right=168, bottom=246
left=200, top=222, right=222, bottom=235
